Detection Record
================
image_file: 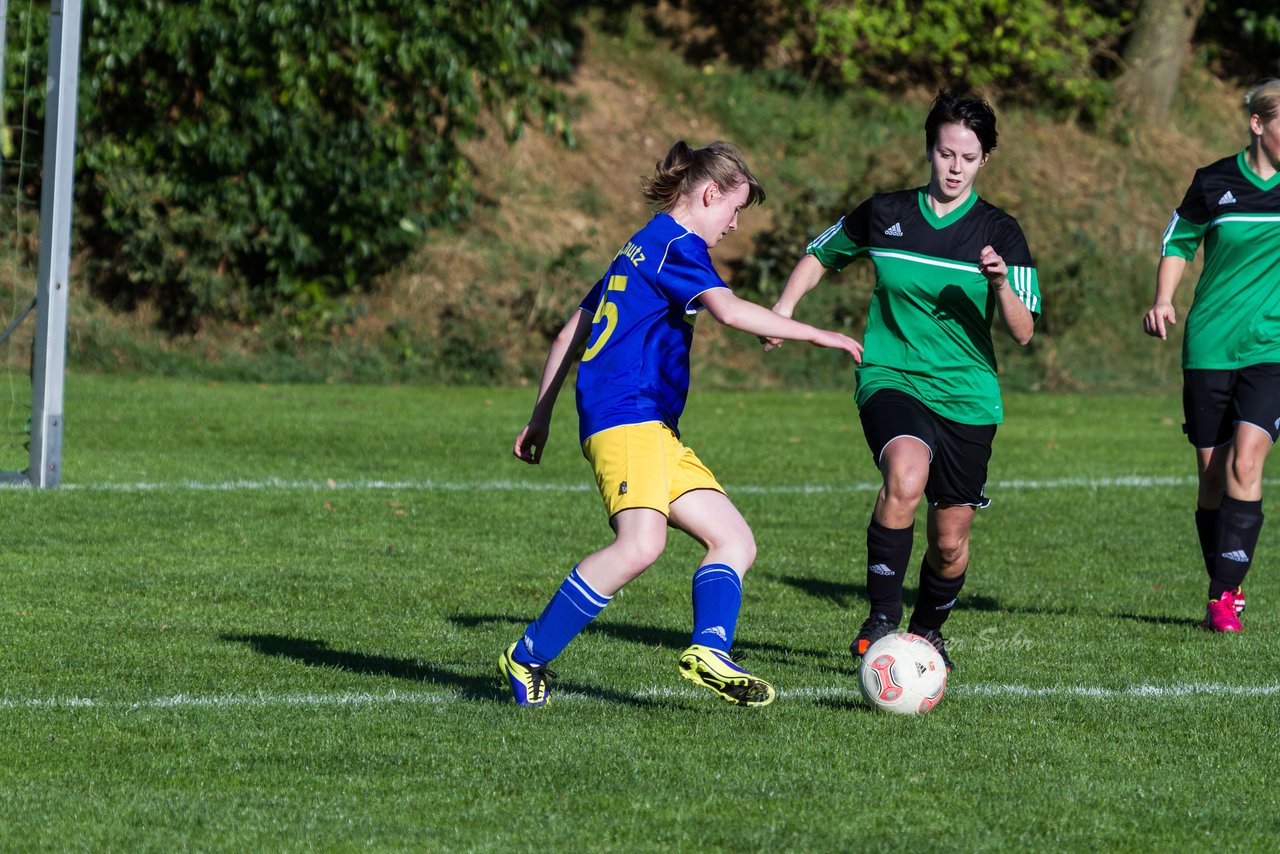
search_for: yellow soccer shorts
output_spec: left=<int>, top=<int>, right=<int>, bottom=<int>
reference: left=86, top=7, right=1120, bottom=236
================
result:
left=581, top=421, right=724, bottom=519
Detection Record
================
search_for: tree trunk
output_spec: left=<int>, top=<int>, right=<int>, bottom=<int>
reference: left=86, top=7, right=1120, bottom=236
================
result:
left=1116, top=0, right=1206, bottom=125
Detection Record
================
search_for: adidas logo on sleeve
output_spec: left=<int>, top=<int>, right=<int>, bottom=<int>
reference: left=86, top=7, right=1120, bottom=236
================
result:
left=884, top=222, right=904, bottom=237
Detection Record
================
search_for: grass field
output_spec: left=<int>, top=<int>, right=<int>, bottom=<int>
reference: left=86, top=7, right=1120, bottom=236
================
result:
left=2, top=373, right=1278, bottom=850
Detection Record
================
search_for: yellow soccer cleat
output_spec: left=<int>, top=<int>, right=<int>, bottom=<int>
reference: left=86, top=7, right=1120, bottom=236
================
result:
left=499, top=642, right=553, bottom=706
left=678, top=644, right=775, bottom=707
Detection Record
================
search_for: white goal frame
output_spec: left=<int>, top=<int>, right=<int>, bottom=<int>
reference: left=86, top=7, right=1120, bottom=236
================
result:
left=0, top=0, right=83, bottom=487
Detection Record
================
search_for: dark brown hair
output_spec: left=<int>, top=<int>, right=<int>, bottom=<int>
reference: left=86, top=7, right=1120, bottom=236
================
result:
left=925, top=90, right=999, bottom=155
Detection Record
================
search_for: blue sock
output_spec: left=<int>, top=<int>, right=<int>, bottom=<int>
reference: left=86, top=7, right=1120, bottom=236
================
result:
left=512, top=566, right=611, bottom=666
left=690, top=563, right=742, bottom=652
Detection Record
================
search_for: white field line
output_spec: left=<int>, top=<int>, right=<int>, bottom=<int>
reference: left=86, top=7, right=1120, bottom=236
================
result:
left=641, top=683, right=1280, bottom=700
left=3, top=682, right=1280, bottom=712
left=2, top=474, right=1220, bottom=493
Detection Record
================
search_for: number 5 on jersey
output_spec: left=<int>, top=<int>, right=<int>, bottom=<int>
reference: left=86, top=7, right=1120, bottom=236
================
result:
left=582, top=275, right=627, bottom=362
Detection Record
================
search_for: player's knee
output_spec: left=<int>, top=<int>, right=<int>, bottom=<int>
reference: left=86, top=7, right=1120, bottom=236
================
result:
left=1228, top=462, right=1261, bottom=494
left=731, top=533, right=757, bottom=572
left=933, top=538, right=969, bottom=575
left=883, top=475, right=926, bottom=509
left=632, top=540, right=667, bottom=572
left=704, top=527, right=756, bottom=572
left=1230, top=453, right=1262, bottom=487
left=612, top=535, right=665, bottom=576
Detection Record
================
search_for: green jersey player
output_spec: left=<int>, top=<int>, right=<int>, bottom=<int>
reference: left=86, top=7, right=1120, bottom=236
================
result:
left=766, top=91, right=1042, bottom=672
left=1143, top=78, right=1280, bottom=633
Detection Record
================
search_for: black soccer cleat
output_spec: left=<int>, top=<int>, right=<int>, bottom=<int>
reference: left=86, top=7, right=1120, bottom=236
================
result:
left=850, top=612, right=899, bottom=658
left=908, top=625, right=955, bottom=674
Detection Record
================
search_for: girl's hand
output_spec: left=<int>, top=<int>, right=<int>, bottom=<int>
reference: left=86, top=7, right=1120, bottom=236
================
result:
left=1143, top=303, right=1177, bottom=340
left=979, top=245, right=1008, bottom=288
left=514, top=422, right=548, bottom=464
left=811, top=329, right=863, bottom=363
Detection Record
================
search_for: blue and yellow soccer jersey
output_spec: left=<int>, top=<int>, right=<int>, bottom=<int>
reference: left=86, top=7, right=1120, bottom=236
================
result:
left=574, top=213, right=728, bottom=443
left=1161, top=151, right=1280, bottom=370
left=808, top=188, right=1041, bottom=425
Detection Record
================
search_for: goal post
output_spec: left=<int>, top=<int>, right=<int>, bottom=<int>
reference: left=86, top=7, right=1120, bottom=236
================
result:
left=0, top=0, right=83, bottom=487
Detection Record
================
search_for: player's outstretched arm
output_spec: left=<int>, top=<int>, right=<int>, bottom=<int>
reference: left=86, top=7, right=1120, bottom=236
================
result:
left=700, top=288, right=862, bottom=362
left=979, top=245, right=1034, bottom=346
left=514, top=310, right=593, bottom=464
left=1142, top=255, right=1187, bottom=341
left=762, top=254, right=829, bottom=351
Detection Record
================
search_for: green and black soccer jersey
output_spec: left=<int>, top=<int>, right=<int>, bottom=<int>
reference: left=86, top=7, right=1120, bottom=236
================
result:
left=1162, top=151, right=1280, bottom=370
left=808, top=188, right=1041, bottom=425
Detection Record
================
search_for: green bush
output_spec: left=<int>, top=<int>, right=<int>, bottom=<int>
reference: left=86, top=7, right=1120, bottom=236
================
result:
left=70, top=0, right=575, bottom=331
left=806, top=0, right=1123, bottom=120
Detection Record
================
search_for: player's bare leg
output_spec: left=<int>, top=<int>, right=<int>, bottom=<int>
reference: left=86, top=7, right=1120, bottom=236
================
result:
left=874, top=436, right=931, bottom=529
left=576, top=507, right=669, bottom=596
left=925, top=504, right=975, bottom=580
left=668, top=488, right=756, bottom=574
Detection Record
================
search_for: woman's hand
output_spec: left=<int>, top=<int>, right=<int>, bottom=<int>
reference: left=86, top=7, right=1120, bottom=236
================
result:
left=978, top=245, right=1008, bottom=289
left=1143, top=302, right=1177, bottom=340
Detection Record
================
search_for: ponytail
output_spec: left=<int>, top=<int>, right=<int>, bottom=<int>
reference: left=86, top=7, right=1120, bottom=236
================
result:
left=640, top=140, right=765, bottom=212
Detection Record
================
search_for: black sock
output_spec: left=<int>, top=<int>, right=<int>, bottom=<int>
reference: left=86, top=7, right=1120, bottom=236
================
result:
left=909, top=555, right=966, bottom=633
left=866, top=518, right=912, bottom=625
left=1195, top=506, right=1218, bottom=578
left=1209, top=495, right=1263, bottom=599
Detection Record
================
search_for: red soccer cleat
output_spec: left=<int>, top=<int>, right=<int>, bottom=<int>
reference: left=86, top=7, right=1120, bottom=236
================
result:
left=1203, top=591, right=1243, bottom=633
left=1225, top=587, right=1246, bottom=617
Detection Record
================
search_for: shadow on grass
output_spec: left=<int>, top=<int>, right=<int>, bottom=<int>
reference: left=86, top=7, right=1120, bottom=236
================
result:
left=773, top=573, right=1084, bottom=619
left=221, top=633, right=660, bottom=707
left=447, top=613, right=830, bottom=660
left=1110, top=612, right=1203, bottom=628
left=772, top=574, right=914, bottom=610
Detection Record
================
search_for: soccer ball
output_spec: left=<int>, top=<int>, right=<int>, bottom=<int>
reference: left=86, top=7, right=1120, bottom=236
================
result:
left=857, top=632, right=947, bottom=715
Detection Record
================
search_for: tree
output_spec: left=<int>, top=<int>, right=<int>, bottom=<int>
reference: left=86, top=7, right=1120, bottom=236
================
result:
left=1115, top=0, right=1207, bottom=125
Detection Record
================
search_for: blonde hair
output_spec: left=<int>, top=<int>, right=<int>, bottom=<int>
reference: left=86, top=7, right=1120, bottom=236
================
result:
left=1244, top=78, right=1280, bottom=124
left=640, top=141, right=765, bottom=212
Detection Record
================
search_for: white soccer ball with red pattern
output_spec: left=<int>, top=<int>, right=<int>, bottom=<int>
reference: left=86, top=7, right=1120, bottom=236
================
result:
left=857, top=632, right=947, bottom=715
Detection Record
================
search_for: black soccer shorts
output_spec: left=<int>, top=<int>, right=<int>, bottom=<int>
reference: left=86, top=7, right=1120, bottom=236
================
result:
left=1183, top=364, right=1280, bottom=449
left=858, top=388, right=996, bottom=508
